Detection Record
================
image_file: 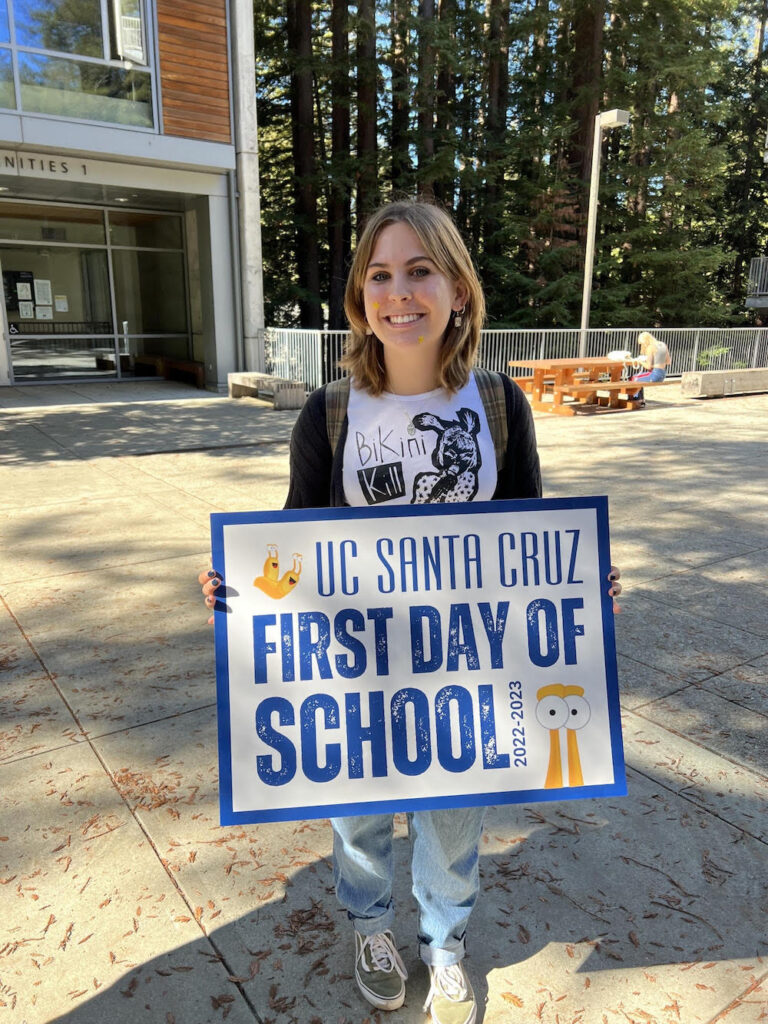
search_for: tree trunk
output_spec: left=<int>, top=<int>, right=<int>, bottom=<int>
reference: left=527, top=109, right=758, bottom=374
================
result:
left=287, top=0, right=323, bottom=327
left=434, top=0, right=457, bottom=207
left=483, top=0, right=509, bottom=258
left=456, top=65, right=477, bottom=241
left=661, top=90, right=679, bottom=231
left=328, top=0, right=351, bottom=328
left=732, top=0, right=768, bottom=297
left=566, top=0, right=605, bottom=246
left=531, top=0, right=548, bottom=127
left=390, top=0, right=411, bottom=192
left=416, top=0, right=436, bottom=198
left=356, top=0, right=378, bottom=221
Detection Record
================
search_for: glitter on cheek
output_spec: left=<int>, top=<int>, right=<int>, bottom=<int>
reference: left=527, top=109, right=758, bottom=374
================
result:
left=373, top=302, right=380, bottom=310
left=418, top=336, right=424, bottom=344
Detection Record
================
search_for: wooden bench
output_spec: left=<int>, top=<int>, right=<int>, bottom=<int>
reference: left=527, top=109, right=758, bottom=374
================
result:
left=513, top=371, right=591, bottom=394
left=95, top=355, right=131, bottom=373
left=163, top=358, right=205, bottom=389
left=558, top=379, right=670, bottom=394
left=554, top=378, right=671, bottom=412
left=133, top=355, right=166, bottom=378
left=227, top=372, right=306, bottom=409
left=131, top=355, right=206, bottom=388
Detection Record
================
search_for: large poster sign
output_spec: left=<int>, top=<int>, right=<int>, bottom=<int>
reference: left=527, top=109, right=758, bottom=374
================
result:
left=212, top=497, right=626, bottom=825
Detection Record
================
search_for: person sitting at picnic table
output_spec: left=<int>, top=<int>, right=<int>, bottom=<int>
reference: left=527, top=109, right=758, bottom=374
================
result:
left=626, top=331, right=670, bottom=403
left=200, top=199, right=623, bottom=1024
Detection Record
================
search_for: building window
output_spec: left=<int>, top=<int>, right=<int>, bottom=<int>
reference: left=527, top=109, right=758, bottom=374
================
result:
left=14, top=0, right=104, bottom=56
left=0, top=0, right=153, bottom=127
left=0, top=2, right=11, bottom=44
left=0, top=47, right=14, bottom=108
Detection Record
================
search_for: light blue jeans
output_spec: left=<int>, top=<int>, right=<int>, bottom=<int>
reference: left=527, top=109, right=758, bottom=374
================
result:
left=630, top=366, right=666, bottom=398
left=331, top=808, right=486, bottom=966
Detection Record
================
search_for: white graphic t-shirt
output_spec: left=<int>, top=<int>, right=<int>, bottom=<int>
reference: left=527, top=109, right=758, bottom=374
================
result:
left=343, top=375, right=498, bottom=507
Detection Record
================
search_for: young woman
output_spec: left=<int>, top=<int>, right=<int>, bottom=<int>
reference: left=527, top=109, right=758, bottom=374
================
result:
left=627, top=330, right=671, bottom=403
left=201, top=201, right=621, bottom=1024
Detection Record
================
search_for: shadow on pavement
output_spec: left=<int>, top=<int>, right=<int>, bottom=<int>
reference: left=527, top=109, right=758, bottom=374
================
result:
left=44, top=791, right=768, bottom=1024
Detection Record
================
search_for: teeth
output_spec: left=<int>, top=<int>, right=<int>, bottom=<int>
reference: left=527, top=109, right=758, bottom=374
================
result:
left=389, top=314, right=422, bottom=324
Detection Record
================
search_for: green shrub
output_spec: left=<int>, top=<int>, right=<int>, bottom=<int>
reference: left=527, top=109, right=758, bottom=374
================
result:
left=697, top=345, right=731, bottom=369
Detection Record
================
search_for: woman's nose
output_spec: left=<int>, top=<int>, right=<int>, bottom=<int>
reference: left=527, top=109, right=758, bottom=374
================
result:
left=388, top=274, right=413, bottom=300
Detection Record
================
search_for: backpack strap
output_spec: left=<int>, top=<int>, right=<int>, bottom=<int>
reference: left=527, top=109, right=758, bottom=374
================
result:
left=473, top=367, right=508, bottom=472
left=325, top=376, right=351, bottom=456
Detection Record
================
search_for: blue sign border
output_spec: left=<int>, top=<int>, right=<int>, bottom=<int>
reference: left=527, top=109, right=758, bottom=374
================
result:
left=211, top=496, right=626, bottom=825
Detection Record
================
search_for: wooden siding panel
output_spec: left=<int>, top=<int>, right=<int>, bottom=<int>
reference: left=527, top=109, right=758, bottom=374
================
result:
left=165, top=110, right=233, bottom=132
left=163, top=118, right=231, bottom=145
left=163, top=89, right=231, bottom=112
left=159, top=11, right=227, bottom=31
left=160, top=65, right=232, bottom=90
left=158, top=31, right=228, bottom=52
left=157, top=42, right=230, bottom=71
left=157, top=0, right=232, bottom=144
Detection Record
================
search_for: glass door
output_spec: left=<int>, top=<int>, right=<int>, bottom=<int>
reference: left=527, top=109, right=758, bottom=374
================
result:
left=0, top=202, right=117, bottom=380
left=0, top=199, right=190, bottom=382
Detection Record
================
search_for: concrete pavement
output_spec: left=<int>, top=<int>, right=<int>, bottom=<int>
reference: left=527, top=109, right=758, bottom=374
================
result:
left=1, top=378, right=766, bottom=1024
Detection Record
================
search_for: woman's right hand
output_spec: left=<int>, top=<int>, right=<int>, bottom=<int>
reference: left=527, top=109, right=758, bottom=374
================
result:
left=198, top=567, right=222, bottom=626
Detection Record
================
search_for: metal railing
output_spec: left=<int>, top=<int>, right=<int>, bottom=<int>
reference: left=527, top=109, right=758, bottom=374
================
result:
left=263, top=326, right=768, bottom=392
left=747, top=257, right=768, bottom=305
left=264, top=328, right=347, bottom=390
left=9, top=320, right=113, bottom=335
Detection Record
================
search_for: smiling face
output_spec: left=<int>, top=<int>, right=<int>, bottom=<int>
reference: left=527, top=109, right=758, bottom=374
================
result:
left=363, top=221, right=468, bottom=365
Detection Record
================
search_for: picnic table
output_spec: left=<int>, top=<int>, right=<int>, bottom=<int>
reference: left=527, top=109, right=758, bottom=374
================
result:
left=511, top=356, right=655, bottom=415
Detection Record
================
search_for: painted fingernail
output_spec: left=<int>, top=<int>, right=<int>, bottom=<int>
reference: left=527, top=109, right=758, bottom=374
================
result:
left=207, top=570, right=218, bottom=578
left=211, top=578, right=220, bottom=588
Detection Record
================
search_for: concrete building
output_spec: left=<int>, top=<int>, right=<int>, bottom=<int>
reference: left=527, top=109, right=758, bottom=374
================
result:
left=0, top=0, right=264, bottom=390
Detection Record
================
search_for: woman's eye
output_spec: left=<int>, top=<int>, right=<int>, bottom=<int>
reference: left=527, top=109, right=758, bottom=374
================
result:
left=411, top=267, right=429, bottom=278
left=370, top=272, right=389, bottom=283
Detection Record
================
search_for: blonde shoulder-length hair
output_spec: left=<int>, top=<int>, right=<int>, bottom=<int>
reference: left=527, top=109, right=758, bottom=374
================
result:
left=341, top=201, right=486, bottom=395
left=637, top=331, right=658, bottom=353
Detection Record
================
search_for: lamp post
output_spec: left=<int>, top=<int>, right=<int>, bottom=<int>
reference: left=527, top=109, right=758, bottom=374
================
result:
left=578, top=108, right=631, bottom=358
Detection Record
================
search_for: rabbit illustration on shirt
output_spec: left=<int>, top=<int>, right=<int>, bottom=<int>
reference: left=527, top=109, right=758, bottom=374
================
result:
left=411, top=408, right=482, bottom=503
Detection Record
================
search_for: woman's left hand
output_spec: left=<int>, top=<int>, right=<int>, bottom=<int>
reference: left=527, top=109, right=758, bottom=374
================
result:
left=198, top=566, right=222, bottom=626
left=608, top=566, right=622, bottom=614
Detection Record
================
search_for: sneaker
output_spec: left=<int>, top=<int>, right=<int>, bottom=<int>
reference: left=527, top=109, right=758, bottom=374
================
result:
left=423, top=961, right=477, bottom=1024
left=354, top=930, right=408, bottom=1011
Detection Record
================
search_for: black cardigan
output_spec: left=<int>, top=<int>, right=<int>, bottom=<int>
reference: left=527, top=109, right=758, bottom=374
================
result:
left=284, top=372, right=542, bottom=510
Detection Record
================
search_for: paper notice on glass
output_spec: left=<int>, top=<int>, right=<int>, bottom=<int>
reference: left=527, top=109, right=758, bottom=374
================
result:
left=36, top=305, right=53, bottom=320
left=54, top=294, right=69, bottom=312
left=34, top=279, right=52, bottom=305
left=16, top=282, right=32, bottom=301
left=18, top=301, right=34, bottom=318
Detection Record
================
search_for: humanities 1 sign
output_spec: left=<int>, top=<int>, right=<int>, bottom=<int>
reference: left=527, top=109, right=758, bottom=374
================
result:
left=211, top=497, right=626, bottom=825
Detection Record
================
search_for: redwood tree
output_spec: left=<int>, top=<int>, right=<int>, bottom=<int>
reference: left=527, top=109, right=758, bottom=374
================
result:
left=286, top=0, right=322, bottom=326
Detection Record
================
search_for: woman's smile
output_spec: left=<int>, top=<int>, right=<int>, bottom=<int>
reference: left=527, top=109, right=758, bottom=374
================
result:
left=386, top=313, right=424, bottom=326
